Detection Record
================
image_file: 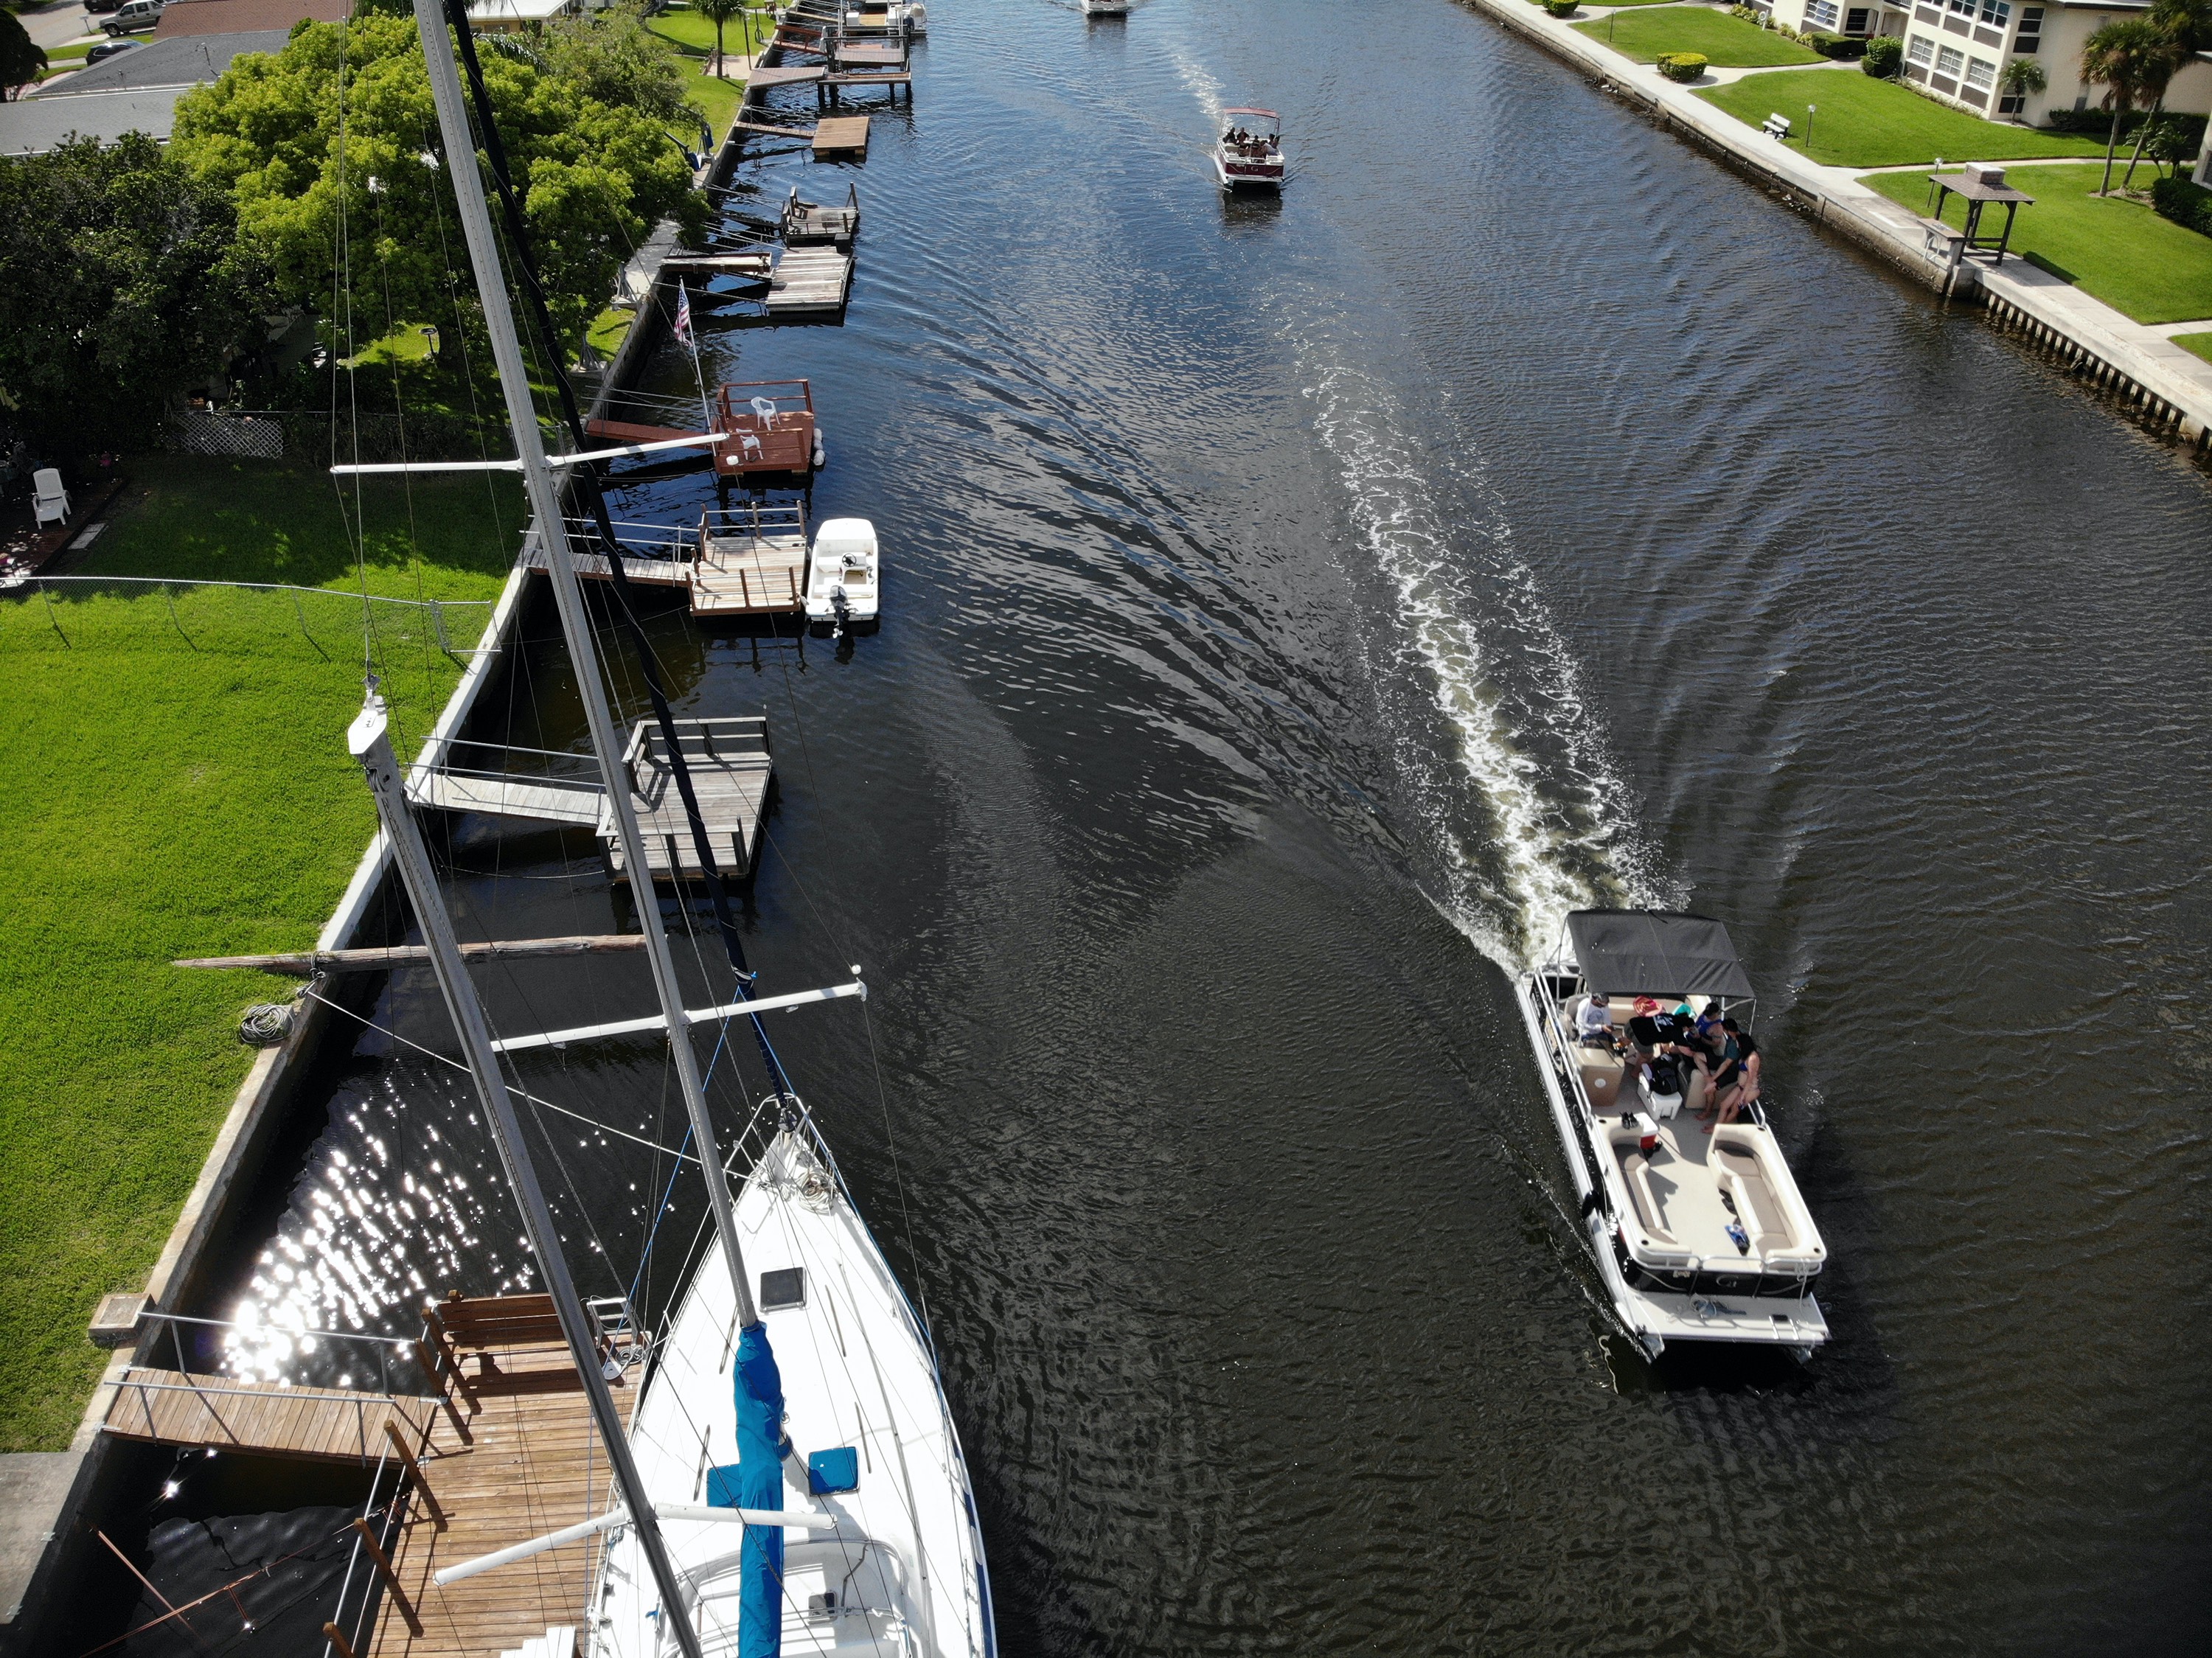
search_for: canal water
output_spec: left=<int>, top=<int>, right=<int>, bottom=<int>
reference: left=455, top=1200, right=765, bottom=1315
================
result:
left=107, top=0, right=2212, bottom=1653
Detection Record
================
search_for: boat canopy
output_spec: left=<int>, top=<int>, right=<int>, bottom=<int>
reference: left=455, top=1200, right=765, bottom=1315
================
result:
left=1565, top=910, right=1756, bottom=1000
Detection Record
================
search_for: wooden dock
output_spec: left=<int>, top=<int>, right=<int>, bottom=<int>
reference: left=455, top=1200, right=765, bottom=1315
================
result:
left=813, top=115, right=871, bottom=157
left=764, top=245, right=855, bottom=314
left=608, top=716, right=776, bottom=884
left=103, top=1368, right=440, bottom=1463
left=371, top=1296, right=640, bottom=1658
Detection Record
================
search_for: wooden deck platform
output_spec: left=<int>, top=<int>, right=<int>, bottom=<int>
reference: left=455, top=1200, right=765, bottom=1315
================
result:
left=764, top=245, right=855, bottom=315
left=813, top=115, right=870, bottom=156
left=366, top=1297, right=637, bottom=1658
left=103, top=1368, right=440, bottom=1463
left=746, top=61, right=825, bottom=88
left=609, top=717, right=776, bottom=883
left=409, top=771, right=605, bottom=830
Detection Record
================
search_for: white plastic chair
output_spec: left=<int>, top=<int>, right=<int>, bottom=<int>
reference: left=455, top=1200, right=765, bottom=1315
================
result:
left=749, top=395, right=778, bottom=431
left=31, top=469, right=69, bottom=529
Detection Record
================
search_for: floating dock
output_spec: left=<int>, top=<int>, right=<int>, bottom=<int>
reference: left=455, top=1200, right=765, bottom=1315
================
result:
left=766, top=245, right=855, bottom=313
left=103, top=1369, right=441, bottom=1463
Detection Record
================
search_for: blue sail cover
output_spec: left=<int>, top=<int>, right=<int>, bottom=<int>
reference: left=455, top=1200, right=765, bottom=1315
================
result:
left=732, top=1322, right=789, bottom=1658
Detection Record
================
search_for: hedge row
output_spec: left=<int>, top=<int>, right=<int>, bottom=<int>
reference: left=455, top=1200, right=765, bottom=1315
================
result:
left=2152, top=175, right=2212, bottom=240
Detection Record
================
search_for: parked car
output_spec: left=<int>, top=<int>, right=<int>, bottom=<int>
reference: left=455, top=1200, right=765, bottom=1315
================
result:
left=84, top=0, right=126, bottom=13
left=101, top=0, right=165, bottom=38
left=85, top=38, right=138, bottom=63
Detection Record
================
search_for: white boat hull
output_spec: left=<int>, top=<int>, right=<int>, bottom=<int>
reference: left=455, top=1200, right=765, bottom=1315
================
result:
left=1214, top=153, right=1283, bottom=190
left=1513, top=975, right=1829, bottom=1359
left=597, top=1129, right=993, bottom=1656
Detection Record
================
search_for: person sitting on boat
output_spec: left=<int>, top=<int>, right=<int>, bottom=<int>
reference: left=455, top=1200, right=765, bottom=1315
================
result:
left=1575, top=991, right=1615, bottom=1047
left=1706, top=1020, right=1762, bottom=1128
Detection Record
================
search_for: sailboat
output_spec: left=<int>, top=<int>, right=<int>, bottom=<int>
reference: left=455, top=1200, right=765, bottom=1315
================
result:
left=336, top=4, right=998, bottom=1655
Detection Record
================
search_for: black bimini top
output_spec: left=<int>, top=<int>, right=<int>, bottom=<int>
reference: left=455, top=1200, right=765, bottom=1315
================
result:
left=1565, top=910, right=1756, bottom=1000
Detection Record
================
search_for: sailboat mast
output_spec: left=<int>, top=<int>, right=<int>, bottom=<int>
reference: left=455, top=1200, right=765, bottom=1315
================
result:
left=348, top=697, right=706, bottom=1658
left=408, top=0, right=762, bottom=1335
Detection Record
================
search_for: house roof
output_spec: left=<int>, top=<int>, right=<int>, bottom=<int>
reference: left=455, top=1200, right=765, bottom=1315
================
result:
left=30, top=31, right=289, bottom=95
left=153, top=0, right=349, bottom=39
left=0, top=88, right=188, bottom=155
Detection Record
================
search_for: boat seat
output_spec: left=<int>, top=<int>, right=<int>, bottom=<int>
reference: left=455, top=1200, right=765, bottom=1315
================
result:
left=1713, top=1143, right=1796, bottom=1253
left=1613, top=1146, right=1677, bottom=1245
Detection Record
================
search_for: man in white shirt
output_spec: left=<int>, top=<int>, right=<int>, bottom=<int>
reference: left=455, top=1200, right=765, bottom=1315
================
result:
left=1575, top=992, right=1615, bottom=1047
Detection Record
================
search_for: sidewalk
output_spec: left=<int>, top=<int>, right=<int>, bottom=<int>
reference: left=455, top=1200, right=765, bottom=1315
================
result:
left=1472, top=0, right=2212, bottom=439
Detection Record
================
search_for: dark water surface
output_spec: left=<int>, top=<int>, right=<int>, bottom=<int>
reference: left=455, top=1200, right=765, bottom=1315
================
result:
left=154, top=1, right=2212, bottom=1654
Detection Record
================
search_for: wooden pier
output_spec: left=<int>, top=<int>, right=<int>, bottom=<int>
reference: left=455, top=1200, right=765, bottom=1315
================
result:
left=97, top=1297, right=640, bottom=1658
left=103, top=1369, right=439, bottom=1463
left=813, top=115, right=871, bottom=157
left=608, top=716, right=776, bottom=884
left=765, top=245, right=855, bottom=314
left=406, top=714, right=778, bottom=880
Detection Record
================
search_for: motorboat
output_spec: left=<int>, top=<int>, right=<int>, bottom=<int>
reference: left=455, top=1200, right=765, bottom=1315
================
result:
left=1516, top=910, right=1830, bottom=1359
left=597, top=1120, right=993, bottom=1657
left=804, top=517, right=880, bottom=634
left=1214, top=107, right=1284, bottom=190
left=1081, top=0, right=1131, bottom=15
left=844, top=1, right=925, bottom=35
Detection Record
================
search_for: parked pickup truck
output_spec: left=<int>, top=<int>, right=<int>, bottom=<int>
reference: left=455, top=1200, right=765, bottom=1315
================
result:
left=102, top=0, right=165, bottom=37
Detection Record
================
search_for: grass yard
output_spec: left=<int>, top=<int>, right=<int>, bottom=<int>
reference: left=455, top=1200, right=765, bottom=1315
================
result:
left=1573, top=6, right=1824, bottom=66
left=1863, top=163, right=2212, bottom=324
left=2173, top=332, right=2212, bottom=365
left=1700, top=70, right=2110, bottom=166
left=650, top=4, right=768, bottom=139
left=0, top=456, right=522, bottom=1451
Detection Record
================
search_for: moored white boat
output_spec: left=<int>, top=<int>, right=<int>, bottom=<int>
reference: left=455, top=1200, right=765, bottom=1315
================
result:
left=597, top=1121, right=992, bottom=1657
left=1517, top=910, right=1830, bottom=1360
left=803, top=518, right=880, bottom=634
left=1214, top=107, right=1283, bottom=190
left=1080, top=0, right=1131, bottom=16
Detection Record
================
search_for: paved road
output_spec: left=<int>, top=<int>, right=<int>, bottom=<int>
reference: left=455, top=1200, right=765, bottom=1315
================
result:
left=21, top=1, right=97, bottom=52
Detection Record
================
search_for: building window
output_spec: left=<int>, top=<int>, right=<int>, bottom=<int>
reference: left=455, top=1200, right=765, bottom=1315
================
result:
left=1997, top=91, right=2025, bottom=113
left=1846, top=6, right=1871, bottom=31
left=1947, top=0, right=1975, bottom=16
left=2015, top=4, right=2042, bottom=49
left=1976, top=0, right=2009, bottom=23
left=1937, top=43, right=1966, bottom=74
left=1964, top=55, right=1996, bottom=88
left=1908, top=32, right=1936, bottom=63
left=1808, top=0, right=1840, bottom=25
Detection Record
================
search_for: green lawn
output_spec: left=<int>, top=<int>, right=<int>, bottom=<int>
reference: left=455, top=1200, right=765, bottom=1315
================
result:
left=1863, top=164, right=2212, bottom=324
left=1574, top=6, right=1824, bottom=66
left=1700, top=70, right=2112, bottom=166
left=0, top=456, right=522, bottom=1450
left=587, top=305, right=636, bottom=359
left=2173, top=332, right=2212, bottom=365
left=649, top=10, right=762, bottom=140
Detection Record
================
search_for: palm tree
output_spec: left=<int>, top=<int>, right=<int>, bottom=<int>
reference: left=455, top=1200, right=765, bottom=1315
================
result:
left=696, top=0, right=745, bottom=79
left=2081, top=19, right=2170, bottom=195
left=2123, top=0, right=2212, bottom=187
left=1996, top=57, right=2045, bottom=124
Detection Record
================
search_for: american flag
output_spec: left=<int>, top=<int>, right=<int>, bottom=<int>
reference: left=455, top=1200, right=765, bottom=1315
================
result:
left=675, top=283, right=694, bottom=347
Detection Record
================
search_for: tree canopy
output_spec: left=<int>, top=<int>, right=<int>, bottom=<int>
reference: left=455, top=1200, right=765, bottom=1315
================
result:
left=171, top=15, right=699, bottom=349
left=0, top=13, right=46, bottom=102
left=0, top=134, right=270, bottom=452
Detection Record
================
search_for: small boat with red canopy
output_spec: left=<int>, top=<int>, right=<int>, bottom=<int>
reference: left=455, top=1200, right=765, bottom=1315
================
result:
left=1214, top=107, right=1284, bottom=190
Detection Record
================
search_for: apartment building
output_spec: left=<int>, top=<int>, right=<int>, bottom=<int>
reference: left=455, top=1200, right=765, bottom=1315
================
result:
left=1905, top=1, right=2211, bottom=122
left=1759, top=0, right=2212, bottom=125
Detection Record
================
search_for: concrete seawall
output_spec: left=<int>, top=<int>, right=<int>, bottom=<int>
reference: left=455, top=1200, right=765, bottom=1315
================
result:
left=1460, top=0, right=2212, bottom=453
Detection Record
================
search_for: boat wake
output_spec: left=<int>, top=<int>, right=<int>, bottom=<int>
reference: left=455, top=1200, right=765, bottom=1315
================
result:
left=1301, top=343, right=1668, bottom=968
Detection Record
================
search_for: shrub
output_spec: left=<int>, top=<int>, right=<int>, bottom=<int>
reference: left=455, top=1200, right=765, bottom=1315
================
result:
left=1544, top=0, right=1579, bottom=15
left=1806, top=29, right=1864, bottom=58
left=2152, top=175, right=2212, bottom=237
left=1656, top=52, right=1708, bottom=81
left=2039, top=107, right=2208, bottom=147
left=1730, top=2, right=1762, bottom=17
left=1861, top=34, right=1902, bottom=76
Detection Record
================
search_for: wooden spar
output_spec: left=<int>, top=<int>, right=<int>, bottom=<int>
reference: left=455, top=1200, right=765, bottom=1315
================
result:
left=173, top=934, right=650, bottom=975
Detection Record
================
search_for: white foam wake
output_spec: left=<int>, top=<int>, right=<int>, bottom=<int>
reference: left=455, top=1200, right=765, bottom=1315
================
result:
left=1304, top=351, right=1660, bottom=969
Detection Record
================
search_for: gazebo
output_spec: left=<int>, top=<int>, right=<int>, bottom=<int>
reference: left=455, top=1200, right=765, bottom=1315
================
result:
left=1922, top=161, right=2035, bottom=265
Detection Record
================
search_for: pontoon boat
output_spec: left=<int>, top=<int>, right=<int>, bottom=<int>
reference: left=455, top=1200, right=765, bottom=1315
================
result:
left=1517, top=910, right=1830, bottom=1359
left=1214, top=108, right=1284, bottom=190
